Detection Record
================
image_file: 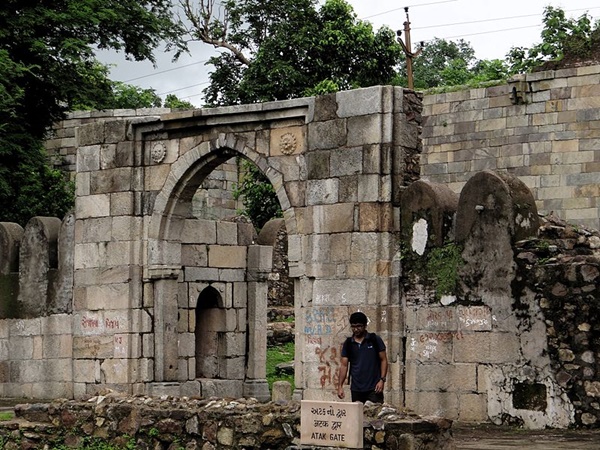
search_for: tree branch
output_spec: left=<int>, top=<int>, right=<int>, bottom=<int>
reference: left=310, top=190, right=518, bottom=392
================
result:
left=180, top=0, right=251, bottom=66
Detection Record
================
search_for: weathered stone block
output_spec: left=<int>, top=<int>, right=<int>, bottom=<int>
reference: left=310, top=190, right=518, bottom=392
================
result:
left=76, top=194, right=111, bottom=219
left=247, top=245, right=273, bottom=272
left=337, top=86, right=387, bottom=117
left=207, top=245, right=247, bottom=268
left=77, top=145, right=101, bottom=171
left=405, top=390, right=459, bottom=420
left=73, top=335, right=114, bottom=358
left=73, top=359, right=99, bottom=382
left=347, top=114, right=383, bottom=146
left=182, top=219, right=217, bottom=244
left=219, top=356, right=246, bottom=380
left=330, top=147, right=363, bottom=177
left=100, top=358, right=130, bottom=384
left=309, top=204, right=354, bottom=234
left=306, top=179, right=339, bottom=205
left=217, top=221, right=238, bottom=245
left=357, top=174, right=381, bottom=202
left=311, top=279, right=367, bottom=306
left=75, top=217, right=111, bottom=243
left=178, top=332, right=195, bottom=357
left=90, top=167, right=133, bottom=194
left=308, top=119, right=346, bottom=150
left=80, top=285, right=128, bottom=311
left=406, top=332, right=453, bottom=363
left=43, top=334, right=73, bottom=358
left=181, top=244, right=208, bottom=267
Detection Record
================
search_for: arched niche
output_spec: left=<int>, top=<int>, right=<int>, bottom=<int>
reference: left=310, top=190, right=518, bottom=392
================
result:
left=195, top=285, right=223, bottom=379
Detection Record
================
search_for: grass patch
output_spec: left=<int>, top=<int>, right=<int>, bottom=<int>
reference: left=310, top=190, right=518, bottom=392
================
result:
left=266, top=341, right=295, bottom=391
left=0, top=411, right=13, bottom=421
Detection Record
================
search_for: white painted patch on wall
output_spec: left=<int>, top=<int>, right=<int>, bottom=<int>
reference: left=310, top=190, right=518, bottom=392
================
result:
left=515, top=213, right=532, bottom=229
left=411, top=218, right=428, bottom=256
left=440, top=295, right=456, bottom=306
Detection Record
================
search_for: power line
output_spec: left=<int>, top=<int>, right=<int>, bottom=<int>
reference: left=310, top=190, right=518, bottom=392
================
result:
left=362, top=0, right=457, bottom=19
left=158, top=81, right=210, bottom=96
left=414, top=6, right=600, bottom=30
left=123, top=59, right=210, bottom=83
left=125, top=3, right=600, bottom=100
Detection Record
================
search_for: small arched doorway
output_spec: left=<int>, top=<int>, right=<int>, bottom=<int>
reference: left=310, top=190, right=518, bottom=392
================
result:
left=195, top=285, right=222, bottom=378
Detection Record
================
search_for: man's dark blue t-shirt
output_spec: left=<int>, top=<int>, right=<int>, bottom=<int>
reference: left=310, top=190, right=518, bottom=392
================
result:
left=341, top=332, right=386, bottom=392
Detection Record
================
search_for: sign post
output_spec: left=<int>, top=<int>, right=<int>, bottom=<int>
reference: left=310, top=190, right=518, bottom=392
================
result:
left=300, top=400, right=364, bottom=448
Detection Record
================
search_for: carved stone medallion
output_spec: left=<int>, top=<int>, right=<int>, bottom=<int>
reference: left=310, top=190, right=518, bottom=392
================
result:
left=279, top=132, right=297, bottom=155
left=151, top=142, right=167, bottom=164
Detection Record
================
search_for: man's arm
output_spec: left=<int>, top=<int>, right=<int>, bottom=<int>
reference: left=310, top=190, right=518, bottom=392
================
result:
left=337, top=356, right=349, bottom=399
left=374, top=349, right=388, bottom=393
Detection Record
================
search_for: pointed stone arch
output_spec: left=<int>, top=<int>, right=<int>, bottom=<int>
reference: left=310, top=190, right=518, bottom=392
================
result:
left=146, top=132, right=292, bottom=400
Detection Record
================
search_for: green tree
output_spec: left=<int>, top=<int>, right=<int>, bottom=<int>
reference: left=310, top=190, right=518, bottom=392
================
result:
left=233, top=160, right=282, bottom=230
left=0, top=0, right=185, bottom=225
left=182, top=0, right=402, bottom=226
left=183, top=0, right=402, bottom=105
left=163, top=94, right=195, bottom=109
left=507, top=6, right=600, bottom=73
left=400, top=38, right=476, bottom=89
left=393, top=37, right=510, bottom=90
left=102, top=83, right=163, bottom=109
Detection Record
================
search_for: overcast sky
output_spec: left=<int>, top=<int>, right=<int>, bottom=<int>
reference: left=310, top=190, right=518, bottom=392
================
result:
left=97, top=0, right=600, bottom=106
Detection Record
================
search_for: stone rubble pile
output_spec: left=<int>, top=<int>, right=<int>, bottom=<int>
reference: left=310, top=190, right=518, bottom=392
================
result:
left=0, top=391, right=454, bottom=449
left=515, top=213, right=600, bottom=427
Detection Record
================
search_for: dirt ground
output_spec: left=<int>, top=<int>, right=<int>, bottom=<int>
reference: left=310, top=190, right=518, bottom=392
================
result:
left=452, top=423, right=600, bottom=449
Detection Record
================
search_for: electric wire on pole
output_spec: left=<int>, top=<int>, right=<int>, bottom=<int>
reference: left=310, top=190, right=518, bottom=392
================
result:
left=397, top=7, right=424, bottom=90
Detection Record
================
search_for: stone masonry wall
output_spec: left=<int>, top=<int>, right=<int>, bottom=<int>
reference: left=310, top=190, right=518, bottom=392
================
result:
left=515, top=214, right=600, bottom=427
left=400, top=171, right=600, bottom=429
left=0, top=394, right=454, bottom=450
left=45, top=108, right=242, bottom=221
left=421, top=64, right=600, bottom=230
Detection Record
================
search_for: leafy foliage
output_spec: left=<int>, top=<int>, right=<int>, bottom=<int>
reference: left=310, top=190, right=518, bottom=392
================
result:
left=185, top=0, right=402, bottom=106
left=0, top=0, right=185, bottom=225
left=163, top=94, right=195, bottom=109
left=233, top=159, right=282, bottom=230
left=425, top=242, right=464, bottom=300
left=507, top=6, right=600, bottom=73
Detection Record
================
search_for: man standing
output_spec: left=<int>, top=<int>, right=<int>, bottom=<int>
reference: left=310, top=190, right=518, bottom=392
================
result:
left=337, top=311, right=388, bottom=403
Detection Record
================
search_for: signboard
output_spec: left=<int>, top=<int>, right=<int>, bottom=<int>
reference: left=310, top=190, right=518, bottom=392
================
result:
left=300, top=400, right=363, bottom=448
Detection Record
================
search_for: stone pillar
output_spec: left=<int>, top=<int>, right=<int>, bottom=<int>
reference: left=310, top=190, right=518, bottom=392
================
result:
left=18, top=217, right=61, bottom=318
left=0, top=222, right=23, bottom=275
left=456, top=170, right=539, bottom=300
left=49, top=212, right=75, bottom=315
left=295, top=86, right=416, bottom=403
left=153, top=278, right=179, bottom=381
left=244, top=245, right=272, bottom=401
left=0, top=222, right=23, bottom=319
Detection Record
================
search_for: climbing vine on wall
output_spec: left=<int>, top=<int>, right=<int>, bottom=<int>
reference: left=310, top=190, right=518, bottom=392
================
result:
left=425, top=241, right=464, bottom=300
left=401, top=239, right=464, bottom=301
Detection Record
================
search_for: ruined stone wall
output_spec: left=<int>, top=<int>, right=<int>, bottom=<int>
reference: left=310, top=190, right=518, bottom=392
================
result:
left=0, top=216, right=75, bottom=399
left=0, top=394, right=453, bottom=450
left=421, top=64, right=600, bottom=230
left=0, top=212, right=263, bottom=400
left=400, top=171, right=600, bottom=429
left=515, top=214, right=600, bottom=427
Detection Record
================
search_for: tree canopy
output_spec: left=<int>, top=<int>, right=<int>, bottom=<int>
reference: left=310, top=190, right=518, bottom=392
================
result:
left=183, top=0, right=403, bottom=106
left=0, top=0, right=186, bottom=225
left=507, top=6, right=600, bottom=73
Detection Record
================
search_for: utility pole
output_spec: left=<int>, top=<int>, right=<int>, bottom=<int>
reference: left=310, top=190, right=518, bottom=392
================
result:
left=397, top=7, right=423, bottom=90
